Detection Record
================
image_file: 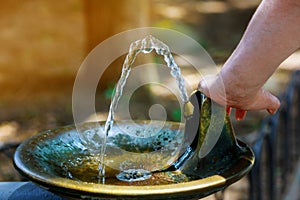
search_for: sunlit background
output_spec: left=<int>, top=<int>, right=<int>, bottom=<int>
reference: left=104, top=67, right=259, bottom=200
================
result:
left=1, top=1, right=299, bottom=199
left=0, top=0, right=261, bottom=136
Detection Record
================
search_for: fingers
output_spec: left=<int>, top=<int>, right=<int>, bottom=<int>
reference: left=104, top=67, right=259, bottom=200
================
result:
left=226, top=106, right=247, bottom=120
left=225, top=90, right=280, bottom=120
left=226, top=90, right=279, bottom=120
left=198, top=76, right=281, bottom=120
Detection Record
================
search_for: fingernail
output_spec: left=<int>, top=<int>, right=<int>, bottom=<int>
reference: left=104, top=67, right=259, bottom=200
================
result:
left=235, top=110, right=247, bottom=121
left=267, top=108, right=277, bottom=115
left=226, top=106, right=232, bottom=115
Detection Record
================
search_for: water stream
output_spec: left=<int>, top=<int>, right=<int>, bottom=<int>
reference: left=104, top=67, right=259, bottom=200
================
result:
left=99, top=35, right=189, bottom=183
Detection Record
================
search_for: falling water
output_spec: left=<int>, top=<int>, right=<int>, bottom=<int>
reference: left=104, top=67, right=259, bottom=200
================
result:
left=99, top=35, right=189, bottom=183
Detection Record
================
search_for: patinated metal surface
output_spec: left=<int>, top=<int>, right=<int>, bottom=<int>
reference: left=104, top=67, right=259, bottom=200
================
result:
left=14, top=91, right=254, bottom=199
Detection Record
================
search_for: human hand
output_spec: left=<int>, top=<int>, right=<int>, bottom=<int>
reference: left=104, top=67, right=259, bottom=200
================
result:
left=198, top=74, right=281, bottom=120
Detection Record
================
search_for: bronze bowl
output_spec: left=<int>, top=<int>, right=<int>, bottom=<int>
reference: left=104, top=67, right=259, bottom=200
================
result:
left=14, top=120, right=254, bottom=200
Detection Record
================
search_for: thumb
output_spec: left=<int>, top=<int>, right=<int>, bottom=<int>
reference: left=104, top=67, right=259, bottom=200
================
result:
left=261, top=90, right=280, bottom=114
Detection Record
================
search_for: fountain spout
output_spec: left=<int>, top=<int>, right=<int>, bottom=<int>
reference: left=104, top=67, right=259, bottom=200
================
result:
left=167, top=90, right=239, bottom=174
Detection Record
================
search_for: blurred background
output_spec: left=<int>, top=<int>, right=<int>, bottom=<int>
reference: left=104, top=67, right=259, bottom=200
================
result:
left=0, top=0, right=299, bottom=199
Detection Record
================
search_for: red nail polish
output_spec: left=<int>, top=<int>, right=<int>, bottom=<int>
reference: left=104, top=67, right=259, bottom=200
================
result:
left=226, top=106, right=232, bottom=115
left=267, top=108, right=277, bottom=115
left=235, top=110, right=247, bottom=120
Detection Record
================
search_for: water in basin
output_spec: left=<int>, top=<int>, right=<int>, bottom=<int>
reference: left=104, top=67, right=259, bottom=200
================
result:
left=34, top=122, right=195, bottom=186
left=81, top=35, right=190, bottom=183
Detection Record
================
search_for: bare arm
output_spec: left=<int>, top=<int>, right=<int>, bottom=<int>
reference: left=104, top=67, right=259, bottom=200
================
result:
left=199, top=0, right=300, bottom=119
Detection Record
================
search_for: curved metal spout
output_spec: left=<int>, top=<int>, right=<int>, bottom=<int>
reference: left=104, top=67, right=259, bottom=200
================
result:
left=167, top=90, right=239, bottom=173
left=165, top=90, right=201, bottom=171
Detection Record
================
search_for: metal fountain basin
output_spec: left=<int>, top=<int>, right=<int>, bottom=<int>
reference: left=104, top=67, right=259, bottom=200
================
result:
left=14, top=118, right=254, bottom=200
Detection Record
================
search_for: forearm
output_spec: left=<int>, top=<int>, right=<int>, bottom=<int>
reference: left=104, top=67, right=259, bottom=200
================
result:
left=221, top=0, right=300, bottom=105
